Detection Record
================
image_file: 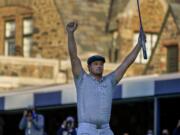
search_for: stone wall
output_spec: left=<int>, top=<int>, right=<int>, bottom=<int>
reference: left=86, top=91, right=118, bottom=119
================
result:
left=0, top=56, right=58, bottom=79
left=0, top=56, right=67, bottom=90
left=0, top=0, right=178, bottom=90
left=132, top=0, right=167, bottom=32
left=0, top=0, right=67, bottom=60
left=54, top=0, right=112, bottom=59
left=146, top=13, right=180, bottom=74
left=31, top=0, right=67, bottom=59
left=116, top=0, right=167, bottom=76
left=0, top=0, right=117, bottom=90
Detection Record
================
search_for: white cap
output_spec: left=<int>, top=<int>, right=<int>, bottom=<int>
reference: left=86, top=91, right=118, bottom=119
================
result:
left=66, top=116, right=74, bottom=122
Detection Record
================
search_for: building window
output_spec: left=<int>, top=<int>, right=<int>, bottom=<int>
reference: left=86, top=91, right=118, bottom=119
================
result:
left=23, top=18, right=33, bottom=57
left=5, top=20, right=16, bottom=56
left=133, top=33, right=157, bottom=64
left=166, top=45, right=178, bottom=73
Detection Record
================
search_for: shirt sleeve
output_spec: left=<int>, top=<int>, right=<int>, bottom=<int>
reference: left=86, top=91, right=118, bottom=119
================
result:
left=107, top=71, right=118, bottom=87
left=74, top=69, right=85, bottom=86
left=19, top=116, right=27, bottom=130
left=32, top=115, right=44, bottom=130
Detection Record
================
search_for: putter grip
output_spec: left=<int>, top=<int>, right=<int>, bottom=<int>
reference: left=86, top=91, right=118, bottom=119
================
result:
left=141, top=39, right=147, bottom=59
left=140, top=31, right=147, bottom=59
left=137, top=0, right=147, bottom=59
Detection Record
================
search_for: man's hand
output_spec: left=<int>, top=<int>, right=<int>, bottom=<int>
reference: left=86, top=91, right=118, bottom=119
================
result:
left=23, top=110, right=27, bottom=117
left=66, top=21, right=78, bottom=33
left=66, top=20, right=83, bottom=77
left=138, top=26, right=147, bottom=59
left=177, top=120, right=180, bottom=128
left=61, top=120, right=67, bottom=128
left=138, top=26, right=146, bottom=46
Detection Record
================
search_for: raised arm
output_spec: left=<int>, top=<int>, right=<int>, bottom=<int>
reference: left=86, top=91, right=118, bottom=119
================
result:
left=66, top=21, right=84, bottom=78
left=19, top=110, right=28, bottom=130
left=113, top=32, right=143, bottom=83
left=32, top=115, right=44, bottom=130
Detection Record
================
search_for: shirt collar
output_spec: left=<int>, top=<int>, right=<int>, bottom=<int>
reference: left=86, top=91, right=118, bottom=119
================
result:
left=89, top=73, right=104, bottom=82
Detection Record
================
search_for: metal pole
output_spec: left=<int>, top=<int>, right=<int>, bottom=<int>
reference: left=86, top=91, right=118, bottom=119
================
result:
left=154, top=97, right=160, bottom=135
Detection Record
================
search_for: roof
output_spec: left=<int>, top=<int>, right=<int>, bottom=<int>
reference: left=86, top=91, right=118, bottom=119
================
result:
left=53, top=0, right=112, bottom=56
left=106, top=0, right=168, bottom=32
left=106, top=0, right=130, bottom=32
left=170, top=3, right=180, bottom=31
left=0, top=73, right=180, bottom=111
left=143, top=3, right=180, bottom=74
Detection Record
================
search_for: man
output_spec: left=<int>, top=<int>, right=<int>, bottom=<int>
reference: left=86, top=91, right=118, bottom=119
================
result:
left=19, top=106, right=44, bottom=135
left=173, top=119, right=180, bottom=135
left=66, top=21, right=143, bottom=135
left=57, top=116, right=77, bottom=135
left=162, top=129, right=169, bottom=135
left=146, top=129, right=153, bottom=135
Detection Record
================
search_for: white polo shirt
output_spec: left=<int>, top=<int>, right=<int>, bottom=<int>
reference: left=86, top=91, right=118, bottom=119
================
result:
left=74, top=70, right=117, bottom=126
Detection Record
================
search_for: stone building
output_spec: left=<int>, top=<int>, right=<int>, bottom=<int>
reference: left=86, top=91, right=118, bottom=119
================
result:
left=0, top=0, right=68, bottom=90
left=107, top=0, right=180, bottom=76
left=0, top=0, right=179, bottom=91
left=0, top=0, right=115, bottom=91
left=0, top=0, right=67, bottom=59
left=144, top=3, right=180, bottom=74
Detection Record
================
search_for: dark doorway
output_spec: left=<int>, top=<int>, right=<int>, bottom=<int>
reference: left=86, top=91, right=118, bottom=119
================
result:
left=160, top=97, right=180, bottom=135
left=111, top=99, right=154, bottom=135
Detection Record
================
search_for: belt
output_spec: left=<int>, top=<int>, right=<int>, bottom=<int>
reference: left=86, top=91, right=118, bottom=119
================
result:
left=79, top=122, right=109, bottom=129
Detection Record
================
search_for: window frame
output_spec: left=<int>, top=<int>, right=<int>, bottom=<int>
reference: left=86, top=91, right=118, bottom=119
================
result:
left=22, top=17, right=33, bottom=57
left=4, top=20, right=16, bottom=56
left=166, top=44, right=179, bottom=73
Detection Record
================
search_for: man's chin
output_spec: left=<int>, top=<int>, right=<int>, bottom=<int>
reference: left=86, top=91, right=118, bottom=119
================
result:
left=95, top=72, right=103, bottom=76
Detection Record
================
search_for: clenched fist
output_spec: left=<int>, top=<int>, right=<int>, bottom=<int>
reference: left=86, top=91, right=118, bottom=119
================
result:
left=66, top=21, right=78, bottom=33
